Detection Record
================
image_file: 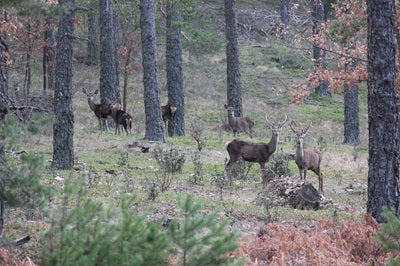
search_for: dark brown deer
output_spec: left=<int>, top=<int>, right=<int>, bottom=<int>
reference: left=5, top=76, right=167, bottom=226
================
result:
left=161, top=104, right=177, bottom=137
left=82, top=88, right=112, bottom=133
left=110, top=103, right=133, bottom=136
left=224, top=104, right=255, bottom=138
left=226, top=114, right=288, bottom=187
left=289, top=122, right=323, bottom=193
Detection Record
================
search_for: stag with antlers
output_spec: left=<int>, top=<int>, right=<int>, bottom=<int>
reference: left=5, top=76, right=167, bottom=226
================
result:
left=289, top=122, right=323, bottom=193
left=82, top=88, right=112, bottom=133
left=225, top=113, right=288, bottom=187
left=224, top=104, right=255, bottom=138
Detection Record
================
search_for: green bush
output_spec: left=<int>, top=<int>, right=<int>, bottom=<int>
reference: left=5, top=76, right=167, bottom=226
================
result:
left=183, top=29, right=225, bottom=56
left=153, top=144, right=186, bottom=174
left=374, top=208, right=400, bottom=265
left=168, top=194, right=243, bottom=265
left=266, top=152, right=292, bottom=179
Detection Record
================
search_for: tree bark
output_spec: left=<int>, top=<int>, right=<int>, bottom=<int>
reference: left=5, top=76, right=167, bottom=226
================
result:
left=113, top=12, right=120, bottom=90
left=343, top=80, right=359, bottom=145
left=367, top=0, right=399, bottom=223
left=43, top=16, right=56, bottom=91
left=281, top=0, right=291, bottom=25
left=86, top=9, right=98, bottom=65
left=99, top=0, right=120, bottom=104
left=0, top=40, right=7, bottom=239
left=166, top=0, right=185, bottom=136
left=140, top=0, right=164, bottom=142
left=312, top=0, right=331, bottom=98
left=52, top=0, right=75, bottom=170
left=225, top=0, right=243, bottom=117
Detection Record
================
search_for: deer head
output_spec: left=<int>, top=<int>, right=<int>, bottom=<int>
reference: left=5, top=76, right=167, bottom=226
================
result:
left=289, top=121, right=311, bottom=145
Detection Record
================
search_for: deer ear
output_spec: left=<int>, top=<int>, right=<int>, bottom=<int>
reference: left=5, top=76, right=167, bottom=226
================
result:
left=82, top=88, right=86, bottom=94
left=94, top=89, right=99, bottom=94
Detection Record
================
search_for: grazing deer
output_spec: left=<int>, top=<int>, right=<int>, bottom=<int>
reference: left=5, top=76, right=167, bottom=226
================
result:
left=226, top=114, right=288, bottom=187
left=82, top=88, right=112, bottom=133
left=110, top=103, right=133, bottom=136
left=289, top=122, right=323, bottom=193
left=224, top=104, right=255, bottom=138
left=161, top=104, right=177, bottom=137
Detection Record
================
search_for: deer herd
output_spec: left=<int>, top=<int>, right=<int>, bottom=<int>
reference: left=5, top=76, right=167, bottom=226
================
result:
left=82, top=88, right=324, bottom=194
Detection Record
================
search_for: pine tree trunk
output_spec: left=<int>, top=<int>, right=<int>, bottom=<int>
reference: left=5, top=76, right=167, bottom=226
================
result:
left=0, top=42, right=7, bottom=239
left=225, top=0, right=243, bottom=117
left=43, top=16, right=56, bottom=92
left=99, top=0, right=120, bottom=104
left=343, top=81, right=359, bottom=145
left=140, top=0, right=164, bottom=142
left=113, top=13, right=120, bottom=89
left=281, top=0, right=291, bottom=25
left=52, top=0, right=75, bottom=170
left=367, top=0, right=400, bottom=223
left=312, top=0, right=331, bottom=98
left=166, top=0, right=185, bottom=136
left=86, top=9, right=97, bottom=65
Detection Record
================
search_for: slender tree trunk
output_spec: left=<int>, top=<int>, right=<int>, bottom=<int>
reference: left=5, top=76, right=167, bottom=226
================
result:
left=225, top=0, right=243, bottom=117
left=312, top=0, right=331, bottom=97
left=43, top=17, right=56, bottom=93
left=140, top=0, right=164, bottom=141
left=122, top=45, right=132, bottom=112
left=52, top=0, right=75, bottom=170
left=281, top=0, right=291, bottom=25
left=86, top=9, right=98, bottom=65
left=166, top=0, right=185, bottom=136
left=99, top=0, right=120, bottom=104
left=113, top=13, right=120, bottom=89
left=343, top=81, right=359, bottom=145
left=367, top=0, right=399, bottom=223
left=0, top=41, right=7, bottom=239
left=24, top=22, right=32, bottom=102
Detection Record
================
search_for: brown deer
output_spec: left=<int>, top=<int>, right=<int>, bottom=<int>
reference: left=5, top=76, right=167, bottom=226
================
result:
left=110, top=103, right=133, bottom=136
left=289, top=122, right=323, bottom=193
left=226, top=114, right=288, bottom=187
left=161, top=104, right=177, bottom=137
left=82, top=88, right=112, bottom=133
left=224, top=104, right=255, bottom=138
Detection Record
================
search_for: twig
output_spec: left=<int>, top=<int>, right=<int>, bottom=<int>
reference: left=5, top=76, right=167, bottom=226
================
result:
left=14, top=235, right=30, bottom=246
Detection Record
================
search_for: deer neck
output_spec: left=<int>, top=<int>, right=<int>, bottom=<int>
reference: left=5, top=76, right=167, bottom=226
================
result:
left=268, top=134, right=279, bottom=153
left=228, top=112, right=236, bottom=125
left=296, top=143, right=305, bottom=160
left=87, top=98, right=96, bottom=112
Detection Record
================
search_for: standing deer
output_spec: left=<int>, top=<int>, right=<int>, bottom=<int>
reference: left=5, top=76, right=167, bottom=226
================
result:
left=161, top=104, right=177, bottom=137
left=111, top=103, right=133, bottom=136
left=289, top=122, right=323, bottom=193
left=226, top=114, right=288, bottom=187
left=82, top=88, right=112, bottom=133
left=224, top=104, right=255, bottom=138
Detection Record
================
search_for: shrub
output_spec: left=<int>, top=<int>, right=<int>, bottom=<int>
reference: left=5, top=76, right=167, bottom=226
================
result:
left=153, top=144, right=186, bottom=174
left=265, top=152, right=292, bottom=179
left=168, top=194, right=242, bottom=265
left=189, top=152, right=203, bottom=185
left=211, top=168, right=228, bottom=201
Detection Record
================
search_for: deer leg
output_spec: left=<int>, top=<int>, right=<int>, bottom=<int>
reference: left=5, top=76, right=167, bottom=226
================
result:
left=298, top=168, right=303, bottom=180
left=259, top=162, right=267, bottom=187
left=226, top=159, right=236, bottom=184
left=304, top=169, right=307, bottom=180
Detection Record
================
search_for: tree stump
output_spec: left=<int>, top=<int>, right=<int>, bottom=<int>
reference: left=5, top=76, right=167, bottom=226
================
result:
left=289, top=183, right=321, bottom=210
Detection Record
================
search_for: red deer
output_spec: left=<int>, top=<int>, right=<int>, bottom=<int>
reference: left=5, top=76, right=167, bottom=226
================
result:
left=289, top=122, right=323, bottom=193
left=110, top=103, right=133, bottom=136
left=224, top=104, right=255, bottom=138
left=226, top=114, right=288, bottom=187
left=82, top=88, right=112, bottom=133
left=161, top=104, right=177, bottom=137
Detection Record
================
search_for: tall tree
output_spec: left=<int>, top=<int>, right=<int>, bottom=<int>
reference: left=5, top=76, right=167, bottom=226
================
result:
left=43, top=16, right=56, bottom=92
left=281, top=0, right=291, bottom=25
left=52, top=0, right=75, bottom=169
left=0, top=38, right=7, bottom=237
left=312, top=0, right=331, bottom=97
left=113, top=12, right=120, bottom=90
left=99, top=0, right=120, bottom=104
left=166, top=0, right=185, bottom=136
left=367, top=0, right=399, bottom=222
left=343, top=65, right=359, bottom=146
left=86, top=8, right=98, bottom=65
left=140, top=0, right=164, bottom=141
left=224, top=0, right=242, bottom=116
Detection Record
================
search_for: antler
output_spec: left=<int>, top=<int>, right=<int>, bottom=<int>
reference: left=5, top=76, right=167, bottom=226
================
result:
left=265, top=113, right=288, bottom=129
left=302, top=123, right=312, bottom=136
left=289, top=121, right=298, bottom=133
